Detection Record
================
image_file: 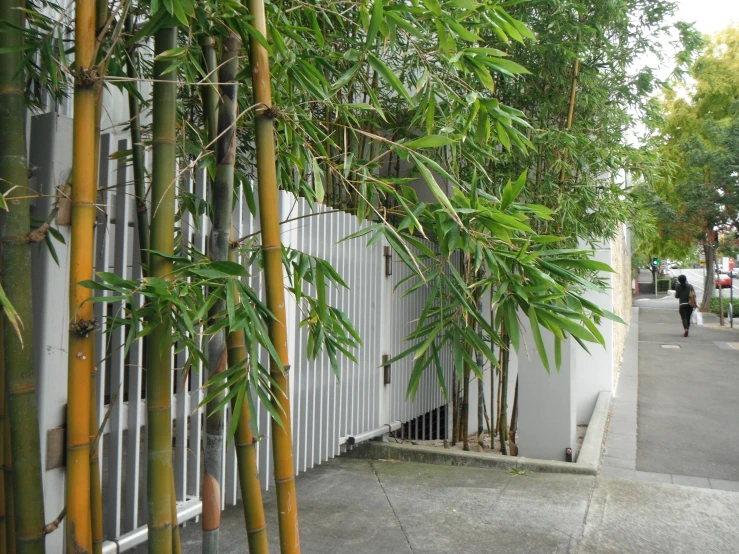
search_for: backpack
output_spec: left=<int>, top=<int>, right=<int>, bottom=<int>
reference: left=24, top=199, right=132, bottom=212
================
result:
left=688, top=285, right=697, bottom=308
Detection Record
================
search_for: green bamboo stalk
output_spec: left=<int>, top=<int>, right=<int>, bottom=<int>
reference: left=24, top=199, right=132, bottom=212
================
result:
left=0, top=311, right=6, bottom=554
left=125, top=15, right=150, bottom=270
left=499, top=327, right=509, bottom=456
left=147, top=25, right=178, bottom=554
left=0, top=1, right=47, bottom=552
left=199, top=36, right=219, bottom=160
left=3, top=404, right=13, bottom=554
left=203, top=28, right=242, bottom=554
left=246, top=0, right=301, bottom=549
left=228, top=230, right=269, bottom=554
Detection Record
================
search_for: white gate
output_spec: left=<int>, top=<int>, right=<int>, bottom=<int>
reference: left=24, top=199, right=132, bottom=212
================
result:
left=29, top=115, right=451, bottom=552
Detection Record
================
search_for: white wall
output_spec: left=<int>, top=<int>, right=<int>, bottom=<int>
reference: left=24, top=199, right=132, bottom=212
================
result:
left=30, top=112, right=73, bottom=554
left=573, top=242, right=614, bottom=424
left=517, top=325, right=577, bottom=462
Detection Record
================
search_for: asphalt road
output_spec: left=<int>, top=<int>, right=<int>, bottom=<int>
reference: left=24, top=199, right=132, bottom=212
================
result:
left=672, top=267, right=739, bottom=299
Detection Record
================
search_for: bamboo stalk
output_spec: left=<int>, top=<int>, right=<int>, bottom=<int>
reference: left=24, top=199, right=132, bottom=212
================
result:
left=199, top=37, right=219, bottom=160
left=202, top=28, right=242, bottom=554
left=509, top=376, right=519, bottom=446
left=0, top=1, right=47, bottom=552
left=125, top=15, right=149, bottom=269
left=147, top=25, right=178, bottom=554
left=0, top=314, right=5, bottom=554
left=89, top=3, right=108, bottom=550
left=499, top=328, right=509, bottom=456
left=3, top=406, right=13, bottom=554
left=450, top=377, right=458, bottom=445
left=246, top=0, right=301, bottom=550
left=65, top=0, right=98, bottom=551
left=559, top=57, right=580, bottom=183
left=228, top=230, right=269, bottom=554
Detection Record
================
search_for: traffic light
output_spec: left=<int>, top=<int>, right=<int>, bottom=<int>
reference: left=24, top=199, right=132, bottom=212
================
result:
left=652, top=257, right=659, bottom=267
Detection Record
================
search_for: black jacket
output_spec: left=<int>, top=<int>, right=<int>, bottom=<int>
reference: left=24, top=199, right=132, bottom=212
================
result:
left=675, top=283, right=694, bottom=305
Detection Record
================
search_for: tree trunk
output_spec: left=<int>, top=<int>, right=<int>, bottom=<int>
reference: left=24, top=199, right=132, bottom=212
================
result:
left=146, top=25, right=178, bottom=554
left=700, top=241, right=713, bottom=312
left=717, top=263, right=724, bottom=326
left=246, top=0, right=301, bottom=550
left=228, top=232, right=269, bottom=554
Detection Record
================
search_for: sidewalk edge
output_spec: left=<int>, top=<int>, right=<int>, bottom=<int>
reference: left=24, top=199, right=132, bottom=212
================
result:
left=348, top=393, right=611, bottom=476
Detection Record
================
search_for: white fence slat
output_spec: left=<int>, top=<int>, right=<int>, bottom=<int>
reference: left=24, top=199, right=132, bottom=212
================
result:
left=105, top=138, right=131, bottom=538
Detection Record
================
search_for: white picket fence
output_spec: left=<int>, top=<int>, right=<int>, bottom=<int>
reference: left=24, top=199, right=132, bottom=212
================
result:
left=29, top=120, right=453, bottom=552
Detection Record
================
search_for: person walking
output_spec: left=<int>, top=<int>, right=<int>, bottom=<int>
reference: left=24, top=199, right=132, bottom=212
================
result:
left=675, top=275, right=696, bottom=337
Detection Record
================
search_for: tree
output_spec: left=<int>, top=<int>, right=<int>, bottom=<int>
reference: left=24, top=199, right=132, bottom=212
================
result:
left=646, top=25, right=739, bottom=310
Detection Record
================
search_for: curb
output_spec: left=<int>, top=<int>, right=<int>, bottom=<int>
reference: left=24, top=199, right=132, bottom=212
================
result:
left=349, top=390, right=612, bottom=476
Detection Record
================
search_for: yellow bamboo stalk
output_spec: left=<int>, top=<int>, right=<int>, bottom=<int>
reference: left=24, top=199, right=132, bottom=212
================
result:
left=228, top=229, right=269, bottom=554
left=66, top=0, right=97, bottom=551
left=559, top=57, right=580, bottom=183
left=245, top=0, right=300, bottom=550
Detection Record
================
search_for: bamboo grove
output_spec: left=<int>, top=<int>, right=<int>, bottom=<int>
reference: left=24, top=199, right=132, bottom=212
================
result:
left=0, top=0, right=694, bottom=552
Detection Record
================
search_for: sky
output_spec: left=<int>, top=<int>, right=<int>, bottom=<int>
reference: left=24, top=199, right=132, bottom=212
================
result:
left=675, top=0, right=739, bottom=36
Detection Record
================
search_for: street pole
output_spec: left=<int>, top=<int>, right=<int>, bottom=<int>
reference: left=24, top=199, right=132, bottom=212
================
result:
left=731, top=274, right=734, bottom=328
left=654, top=264, right=658, bottom=298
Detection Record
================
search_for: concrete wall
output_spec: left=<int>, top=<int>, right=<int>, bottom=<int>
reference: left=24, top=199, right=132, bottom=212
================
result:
left=517, top=325, right=577, bottom=462
left=611, top=224, right=633, bottom=389
left=573, top=242, right=614, bottom=425
left=30, top=112, right=73, bottom=554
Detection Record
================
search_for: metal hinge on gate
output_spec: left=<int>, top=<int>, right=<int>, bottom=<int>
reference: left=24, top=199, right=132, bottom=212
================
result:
left=382, top=354, right=391, bottom=385
left=384, top=246, right=393, bottom=276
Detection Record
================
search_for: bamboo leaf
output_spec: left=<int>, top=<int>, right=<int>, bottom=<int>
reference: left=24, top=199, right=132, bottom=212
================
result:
left=528, top=306, right=550, bottom=373
left=366, top=0, right=383, bottom=47
left=404, top=135, right=456, bottom=149
left=367, top=53, right=415, bottom=106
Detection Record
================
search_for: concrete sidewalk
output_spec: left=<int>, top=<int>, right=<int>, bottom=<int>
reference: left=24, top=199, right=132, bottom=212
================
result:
left=142, top=298, right=739, bottom=554
left=155, top=456, right=739, bottom=553
left=604, top=301, right=739, bottom=487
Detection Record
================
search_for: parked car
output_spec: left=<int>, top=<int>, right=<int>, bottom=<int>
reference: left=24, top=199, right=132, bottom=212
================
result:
left=716, top=274, right=732, bottom=288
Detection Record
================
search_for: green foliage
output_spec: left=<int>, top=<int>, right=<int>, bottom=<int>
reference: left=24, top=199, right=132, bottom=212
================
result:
left=80, top=250, right=287, bottom=434
left=378, top=172, right=624, bottom=399
left=642, top=25, right=739, bottom=306
left=10, top=0, right=693, bottom=433
left=657, top=278, right=671, bottom=292
left=710, top=296, right=739, bottom=317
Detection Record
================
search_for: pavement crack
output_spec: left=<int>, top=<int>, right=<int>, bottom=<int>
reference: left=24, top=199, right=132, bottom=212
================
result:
left=571, top=475, right=599, bottom=554
left=369, top=460, right=415, bottom=553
